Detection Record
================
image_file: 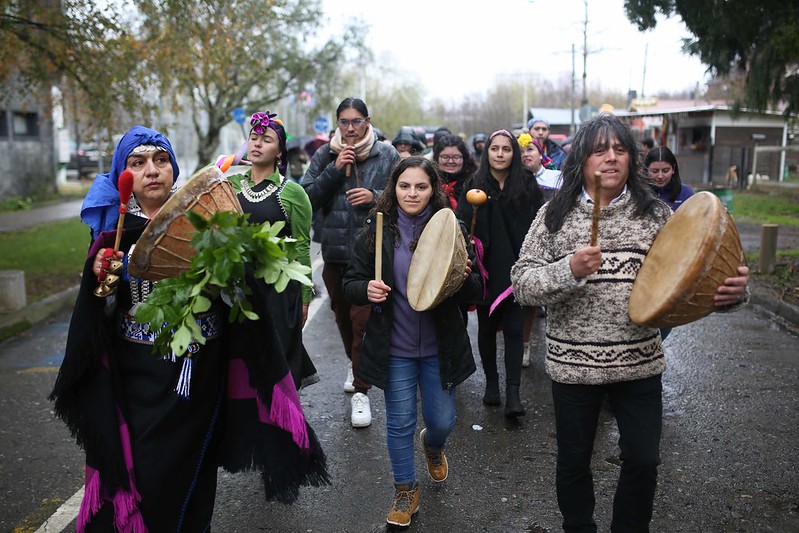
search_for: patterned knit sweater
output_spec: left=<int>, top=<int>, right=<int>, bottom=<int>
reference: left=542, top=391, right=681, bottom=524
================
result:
left=511, top=194, right=671, bottom=385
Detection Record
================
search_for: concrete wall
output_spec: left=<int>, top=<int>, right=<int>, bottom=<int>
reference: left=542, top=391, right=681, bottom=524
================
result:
left=0, top=81, right=56, bottom=201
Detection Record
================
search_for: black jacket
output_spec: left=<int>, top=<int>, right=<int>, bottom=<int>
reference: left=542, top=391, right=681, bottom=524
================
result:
left=342, top=211, right=481, bottom=390
left=455, top=172, right=544, bottom=304
left=301, top=139, right=401, bottom=264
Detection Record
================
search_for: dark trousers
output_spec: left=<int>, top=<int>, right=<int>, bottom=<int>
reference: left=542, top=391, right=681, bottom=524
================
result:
left=476, top=300, right=525, bottom=386
left=322, top=262, right=372, bottom=393
left=551, top=374, right=663, bottom=533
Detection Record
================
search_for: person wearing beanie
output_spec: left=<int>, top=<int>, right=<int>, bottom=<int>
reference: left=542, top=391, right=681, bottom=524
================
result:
left=528, top=117, right=567, bottom=170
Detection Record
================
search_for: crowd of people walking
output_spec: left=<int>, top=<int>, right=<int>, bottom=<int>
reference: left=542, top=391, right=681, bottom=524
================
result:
left=52, top=99, right=751, bottom=531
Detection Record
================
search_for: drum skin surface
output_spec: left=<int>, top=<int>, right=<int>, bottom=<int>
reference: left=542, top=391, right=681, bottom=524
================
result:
left=129, top=165, right=242, bottom=280
left=406, top=208, right=468, bottom=312
left=628, top=192, right=743, bottom=328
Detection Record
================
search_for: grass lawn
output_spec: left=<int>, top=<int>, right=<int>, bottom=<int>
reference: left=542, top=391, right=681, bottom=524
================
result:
left=0, top=219, right=88, bottom=303
left=732, top=189, right=799, bottom=227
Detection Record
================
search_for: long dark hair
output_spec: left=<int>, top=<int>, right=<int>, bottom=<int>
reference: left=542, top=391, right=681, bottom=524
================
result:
left=644, top=146, right=682, bottom=203
left=367, top=156, right=449, bottom=249
left=545, top=114, right=663, bottom=232
left=472, top=129, right=534, bottom=209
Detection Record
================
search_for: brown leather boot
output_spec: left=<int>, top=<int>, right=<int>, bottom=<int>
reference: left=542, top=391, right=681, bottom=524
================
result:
left=420, top=428, right=448, bottom=482
left=386, top=483, right=420, bottom=527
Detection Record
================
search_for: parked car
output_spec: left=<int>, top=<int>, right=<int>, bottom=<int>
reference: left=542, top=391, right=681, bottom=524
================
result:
left=66, top=144, right=106, bottom=180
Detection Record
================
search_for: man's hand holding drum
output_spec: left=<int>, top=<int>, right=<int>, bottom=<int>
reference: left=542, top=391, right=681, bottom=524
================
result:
left=715, top=265, right=750, bottom=307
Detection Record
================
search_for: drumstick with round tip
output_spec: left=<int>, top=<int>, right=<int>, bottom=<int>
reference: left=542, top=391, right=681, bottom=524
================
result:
left=465, top=188, right=488, bottom=242
left=112, top=170, right=135, bottom=253
left=590, top=171, right=601, bottom=246
left=375, top=212, right=383, bottom=281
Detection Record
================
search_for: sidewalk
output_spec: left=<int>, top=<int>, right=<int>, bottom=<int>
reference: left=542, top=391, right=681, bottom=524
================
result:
left=0, top=198, right=84, bottom=233
left=1, top=197, right=797, bottom=340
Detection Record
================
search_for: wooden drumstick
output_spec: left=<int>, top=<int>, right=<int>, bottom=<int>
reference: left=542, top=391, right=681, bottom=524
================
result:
left=375, top=212, right=383, bottom=281
left=590, top=171, right=601, bottom=246
left=344, top=138, right=352, bottom=178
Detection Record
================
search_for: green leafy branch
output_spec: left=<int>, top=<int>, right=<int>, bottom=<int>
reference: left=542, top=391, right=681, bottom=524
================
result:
left=134, top=210, right=312, bottom=358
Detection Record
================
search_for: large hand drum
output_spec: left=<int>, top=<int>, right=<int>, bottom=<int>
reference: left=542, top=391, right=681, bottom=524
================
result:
left=129, top=165, right=242, bottom=280
left=629, top=191, right=743, bottom=327
left=407, top=209, right=468, bottom=312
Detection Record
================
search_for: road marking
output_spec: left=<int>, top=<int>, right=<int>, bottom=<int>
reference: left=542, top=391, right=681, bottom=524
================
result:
left=33, top=487, right=83, bottom=532
left=33, top=258, right=328, bottom=532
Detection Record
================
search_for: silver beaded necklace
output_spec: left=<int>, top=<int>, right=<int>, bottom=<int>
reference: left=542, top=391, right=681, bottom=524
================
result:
left=240, top=177, right=280, bottom=203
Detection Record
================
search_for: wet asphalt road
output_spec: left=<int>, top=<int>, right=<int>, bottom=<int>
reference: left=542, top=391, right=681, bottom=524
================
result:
left=1, top=282, right=798, bottom=532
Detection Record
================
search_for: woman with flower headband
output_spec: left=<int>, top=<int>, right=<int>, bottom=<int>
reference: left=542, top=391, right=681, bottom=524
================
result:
left=220, top=110, right=329, bottom=507
left=518, top=133, right=563, bottom=367
left=519, top=133, right=563, bottom=202
left=456, top=129, right=544, bottom=418
left=301, top=97, right=401, bottom=428
left=52, top=123, right=329, bottom=532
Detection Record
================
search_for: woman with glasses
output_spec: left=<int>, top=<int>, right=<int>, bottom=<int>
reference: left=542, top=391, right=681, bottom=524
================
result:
left=644, top=146, right=694, bottom=211
left=433, top=134, right=476, bottom=211
left=456, top=130, right=544, bottom=418
left=301, top=97, right=401, bottom=429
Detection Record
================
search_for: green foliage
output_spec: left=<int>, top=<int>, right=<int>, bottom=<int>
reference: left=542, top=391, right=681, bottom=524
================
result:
left=1, top=1, right=150, bottom=125
left=624, top=0, right=799, bottom=115
left=134, top=0, right=360, bottom=171
left=134, top=210, right=312, bottom=358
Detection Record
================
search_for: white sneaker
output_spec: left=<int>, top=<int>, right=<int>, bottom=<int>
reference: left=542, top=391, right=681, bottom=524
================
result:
left=343, top=361, right=355, bottom=393
left=522, top=342, right=531, bottom=368
left=351, top=392, right=372, bottom=428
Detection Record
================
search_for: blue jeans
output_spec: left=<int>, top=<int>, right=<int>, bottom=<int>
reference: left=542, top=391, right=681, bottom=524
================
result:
left=552, top=374, right=662, bottom=533
left=384, top=355, right=456, bottom=485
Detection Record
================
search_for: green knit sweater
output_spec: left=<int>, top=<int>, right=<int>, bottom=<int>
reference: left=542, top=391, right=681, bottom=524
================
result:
left=511, top=194, right=671, bottom=385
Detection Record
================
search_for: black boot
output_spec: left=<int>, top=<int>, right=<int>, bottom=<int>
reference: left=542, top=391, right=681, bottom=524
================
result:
left=504, top=384, right=526, bottom=418
left=483, top=378, right=501, bottom=406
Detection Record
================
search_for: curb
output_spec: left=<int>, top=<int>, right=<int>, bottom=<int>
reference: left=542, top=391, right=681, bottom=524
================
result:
left=0, top=285, right=79, bottom=341
left=749, top=283, right=799, bottom=331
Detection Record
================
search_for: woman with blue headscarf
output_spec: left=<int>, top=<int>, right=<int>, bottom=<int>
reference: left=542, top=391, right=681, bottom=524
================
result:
left=52, top=124, right=329, bottom=532
left=50, top=126, right=227, bottom=532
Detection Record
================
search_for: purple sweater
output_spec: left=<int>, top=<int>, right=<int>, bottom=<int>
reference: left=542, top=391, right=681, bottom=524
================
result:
left=390, top=207, right=439, bottom=358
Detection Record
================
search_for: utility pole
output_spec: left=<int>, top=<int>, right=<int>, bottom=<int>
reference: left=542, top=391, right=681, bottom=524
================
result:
left=641, top=43, right=648, bottom=98
left=571, top=43, right=577, bottom=135
left=581, top=0, right=588, bottom=106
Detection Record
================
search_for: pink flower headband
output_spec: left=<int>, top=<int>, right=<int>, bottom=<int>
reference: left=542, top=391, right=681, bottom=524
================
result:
left=250, top=111, right=278, bottom=135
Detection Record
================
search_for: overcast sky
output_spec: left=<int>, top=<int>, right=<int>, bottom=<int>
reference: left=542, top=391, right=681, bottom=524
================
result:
left=320, top=0, right=710, bottom=103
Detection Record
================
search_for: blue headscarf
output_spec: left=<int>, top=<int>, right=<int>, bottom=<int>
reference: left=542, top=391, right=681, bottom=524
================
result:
left=81, top=125, right=179, bottom=240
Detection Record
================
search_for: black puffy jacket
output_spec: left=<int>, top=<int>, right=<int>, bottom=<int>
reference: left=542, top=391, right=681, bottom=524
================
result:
left=342, top=212, right=480, bottom=390
left=301, top=139, right=401, bottom=264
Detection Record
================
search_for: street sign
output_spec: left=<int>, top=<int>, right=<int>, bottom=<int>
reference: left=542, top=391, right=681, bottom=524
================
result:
left=314, top=116, right=330, bottom=134
left=232, top=107, right=246, bottom=125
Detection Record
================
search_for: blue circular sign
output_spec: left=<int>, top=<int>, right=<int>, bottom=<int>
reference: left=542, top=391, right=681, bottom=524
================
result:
left=232, top=107, right=246, bottom=125
left=314, top=116, right=330, bottom=133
